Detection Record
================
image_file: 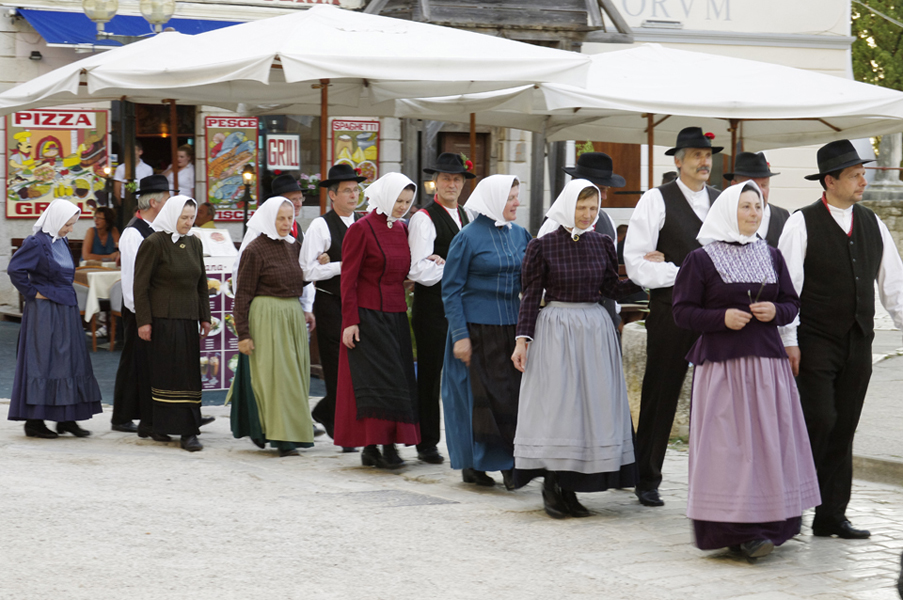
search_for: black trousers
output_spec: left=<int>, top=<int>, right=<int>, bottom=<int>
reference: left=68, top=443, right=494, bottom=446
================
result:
left=635, top=299, right=699, bottom=492
left=411, top=293, right=447, bottom=451
left=111, top=307, right=152, bottom=426
left=797, top=326, right=873, bottom=527
left=311, top=291, right=342, bottom=438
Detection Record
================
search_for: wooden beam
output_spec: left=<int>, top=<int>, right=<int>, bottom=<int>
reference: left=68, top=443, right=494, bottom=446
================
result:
left=470, top=112, right=477, bottom=191
left=169, top=99, right=179, bottom=192
left=647, top=113, right=654, bottom=190
left=320, top=79, right=329, bottom=215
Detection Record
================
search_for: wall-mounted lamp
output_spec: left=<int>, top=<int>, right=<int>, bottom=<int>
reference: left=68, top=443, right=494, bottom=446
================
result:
left=423, top=180, right=436, bottom=194
left=29, top=51, right=42, bottom=61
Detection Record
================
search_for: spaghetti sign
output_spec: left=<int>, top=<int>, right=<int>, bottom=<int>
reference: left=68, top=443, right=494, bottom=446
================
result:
left=205, top=116, right=259, bottom=222
left=6, top=110, right=110, bottom=219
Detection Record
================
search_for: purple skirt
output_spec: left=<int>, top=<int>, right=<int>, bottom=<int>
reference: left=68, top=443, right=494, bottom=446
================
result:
left=8, top=298, right=102, bottom=422
left=687, top=356, right=819, bottom=543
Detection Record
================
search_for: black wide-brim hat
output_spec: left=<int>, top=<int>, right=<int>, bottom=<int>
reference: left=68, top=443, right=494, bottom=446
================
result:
left=665, top=126, right=723, bottom=156
left=804, top=139, right=874, bottom=181
left=270, top=174, right=303, bottom=197
left=724, top=152, right=780, bottom=180
left=135, top=174, right=175, bottom=196
left=319, top=163, right=366, bottom=188
left=423, top=152, right=476, bottom=179
left=562, top=152, right=626, bottom=188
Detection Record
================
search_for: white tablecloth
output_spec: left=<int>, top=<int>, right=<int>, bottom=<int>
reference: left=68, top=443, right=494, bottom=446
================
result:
left=78, top=270, right=122, bottom=323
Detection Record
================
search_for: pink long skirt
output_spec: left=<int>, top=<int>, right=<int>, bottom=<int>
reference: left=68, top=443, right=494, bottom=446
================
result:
left=687, top=356, right=820, bottom=525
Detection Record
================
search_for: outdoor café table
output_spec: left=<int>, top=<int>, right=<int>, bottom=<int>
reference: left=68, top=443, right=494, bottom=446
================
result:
left=75, top=267, right=121, bottom=323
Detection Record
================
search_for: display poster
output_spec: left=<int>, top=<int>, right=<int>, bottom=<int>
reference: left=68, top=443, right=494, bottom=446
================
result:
left=205, top=116, right=259, bottom=222
left=6, top=110, right=110, bottom=219
left=203, top=255, right=239, bottom=391
left=330, top=119, right=379, bottom=186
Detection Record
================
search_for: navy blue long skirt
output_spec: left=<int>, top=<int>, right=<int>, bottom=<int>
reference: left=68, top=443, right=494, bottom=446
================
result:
left=8, top=298, right=103, bottom=422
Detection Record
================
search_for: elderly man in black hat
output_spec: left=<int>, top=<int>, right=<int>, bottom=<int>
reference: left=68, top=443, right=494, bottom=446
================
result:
left=300, top=164, right=366, bottom=449
left=778, top=139, right=903, bottom=539
left=624, top=126, right=722, bottom=507
left=270, top=174, right=306, bottom=239
left=538, top=152, right=627, bottom=329
left=724, top=151, right=790, bottom=247
left=407, top=152, right=476, bottom=465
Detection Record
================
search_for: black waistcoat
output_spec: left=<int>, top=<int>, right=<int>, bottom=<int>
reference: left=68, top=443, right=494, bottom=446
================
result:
left=649, top=180, right=719, bottom=304
left=413, top=201, right=470, bottom=301
left=799, top=199, right=883, bottom=340
left=594, top=211, right=620, bottom=327
left=317, top=210, right=359, bottom=296
left=764, top=203, right=791, bottom=248
left=126, top=216, right=154, bottom=239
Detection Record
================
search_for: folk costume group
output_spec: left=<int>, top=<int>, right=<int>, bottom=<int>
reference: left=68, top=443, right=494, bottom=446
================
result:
left=8, top=129, right=903, bottom=562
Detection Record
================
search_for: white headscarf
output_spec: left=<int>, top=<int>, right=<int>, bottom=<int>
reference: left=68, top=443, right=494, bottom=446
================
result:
left=33, top=199, right=80, bottom=242
left=545, top=179, right=601, bottom=240
left=364, top=172, right=416, bottom=227
left=464, top=174, right=518, bottom=228
left=697, top=180, right=763, bottom=246
left=151, top=194, right=198, bottom=243
left=231, top=196, right=295, bottom=284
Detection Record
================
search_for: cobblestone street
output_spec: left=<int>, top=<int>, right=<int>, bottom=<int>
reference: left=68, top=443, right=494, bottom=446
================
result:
left=1, top=405, right=900, bottom=600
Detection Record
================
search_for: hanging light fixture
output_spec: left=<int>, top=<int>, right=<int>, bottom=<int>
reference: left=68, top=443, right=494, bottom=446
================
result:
left=139, top=0, right=176, bottom=33
left=81, top=0, right=119, bottom=34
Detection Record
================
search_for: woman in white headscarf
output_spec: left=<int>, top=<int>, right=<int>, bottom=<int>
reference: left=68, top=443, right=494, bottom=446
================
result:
left=333, top=173, right=420, bottom=469
left=673, top=181, right=819, bottom=560
left=7, top=200, right=103, bottom=438
left=226, top=196, right=314, bottom=457
left=511, top=179, right=642, bottom=519
left=133, top=195, right=211, bottom=452
left=440, top=175, right=532, bottom=488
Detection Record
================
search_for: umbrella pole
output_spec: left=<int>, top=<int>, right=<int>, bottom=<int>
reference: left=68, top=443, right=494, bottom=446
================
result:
left=730, top=119, right=739, bottom=172
left=169, top=99, right=179, bottom=192
left=470, top=112, right=476, bottom=191
left=320, top=78, right=330, bottom=215
left=646, top=113, right=654, bottom=190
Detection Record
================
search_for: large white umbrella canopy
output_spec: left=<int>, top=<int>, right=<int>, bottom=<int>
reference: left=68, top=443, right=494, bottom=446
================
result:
left=0, top=5, right=592, bottom=115
left=394, top=44, right=903, bottom=151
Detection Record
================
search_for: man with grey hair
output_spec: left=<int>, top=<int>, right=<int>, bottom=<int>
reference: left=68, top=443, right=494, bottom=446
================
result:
left=624, top=127, right=722, bottom=507
left=111, top=175, right=172, bottom=436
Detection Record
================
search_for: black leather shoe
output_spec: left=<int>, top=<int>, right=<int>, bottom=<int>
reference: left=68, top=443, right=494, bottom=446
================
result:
left=199, top=416, right=215, bottom=427
left=462, top=468, right=495, bottom=486
left=56, top=421, right=91, bottom=437
left=24, top=420, right=58, bottom=439
left=635, top=488, right=665, bottom=507
left=111, top=421, right=138, bottom=433
left=501, top=469, right=515, bottom=491
left=561, top=489, right=591, bottom=518
left=278, top=448, right=299, bottom=457
left=137, top=425, right=172, bottom=443
left=416, top=446, right=445, bottom=464
left=342, top=446, right=359, bottom=453
left=180, top=435, right=203, bottom=452
left=738, top=539, right=774, bottom=559
left=361, top=445, right=389, bottom=468
left=812, top=520, right=871, bottom=539
left=382, top=444, right=405, bottom=469
left=542, top=476, right=568, bottom=519
left=313, top=423, right=327, bottom=438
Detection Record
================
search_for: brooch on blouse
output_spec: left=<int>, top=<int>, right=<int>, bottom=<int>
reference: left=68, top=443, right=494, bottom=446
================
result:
left=387, top=221, right=393, bottom=229
left=179, top=243, right=186, bottom=248
left=571, top=233, right=580, bottom=242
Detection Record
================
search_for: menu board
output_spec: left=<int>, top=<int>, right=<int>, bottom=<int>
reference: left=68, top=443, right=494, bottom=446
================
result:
left=5, top=109, right=110, bottom=218
left=202, top=256, right=239, bottom=391
left=205, top=116, right=259, bottom=222
left=330, top=118, right=379, bottom=186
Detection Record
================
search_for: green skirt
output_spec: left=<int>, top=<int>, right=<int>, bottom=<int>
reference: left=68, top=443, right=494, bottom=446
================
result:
left=227, top=296, right=313, bottom=448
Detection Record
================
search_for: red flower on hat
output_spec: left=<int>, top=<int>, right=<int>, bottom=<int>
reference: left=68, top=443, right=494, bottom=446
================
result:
left=354, top=167, right=362, bottom=175
left=465, top=160, right=474, bottom=171
left=704, top=132, right=715, bottom=140
left=274, top=169, right=282, bottom=175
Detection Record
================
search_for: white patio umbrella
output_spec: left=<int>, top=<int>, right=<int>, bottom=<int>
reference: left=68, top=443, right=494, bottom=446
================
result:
left=0, top=4, right=592, bottom=208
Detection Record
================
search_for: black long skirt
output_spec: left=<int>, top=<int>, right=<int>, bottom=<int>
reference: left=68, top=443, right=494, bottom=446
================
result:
left=469, top=323, right=521, bottom=466
left=148, top=317, right=202, bottom=436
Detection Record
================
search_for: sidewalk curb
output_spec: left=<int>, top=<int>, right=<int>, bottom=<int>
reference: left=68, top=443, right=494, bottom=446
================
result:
left=854, top=453, right=903, bottom=487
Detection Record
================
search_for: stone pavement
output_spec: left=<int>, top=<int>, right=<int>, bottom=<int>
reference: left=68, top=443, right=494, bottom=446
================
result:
left=1, top=405, right=901, bottom=600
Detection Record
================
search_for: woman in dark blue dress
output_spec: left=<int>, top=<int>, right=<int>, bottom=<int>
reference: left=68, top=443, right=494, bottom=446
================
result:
left=7, top=200, right=103, bottom=438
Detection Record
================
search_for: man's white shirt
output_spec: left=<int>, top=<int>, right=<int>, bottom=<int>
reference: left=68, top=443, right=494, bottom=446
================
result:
left=407, top=204, right=462, bottom=286
left=300, top=214, right=355, bottom=284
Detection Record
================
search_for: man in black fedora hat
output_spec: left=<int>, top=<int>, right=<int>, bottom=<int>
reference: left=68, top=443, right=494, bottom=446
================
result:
left=269, top=174, right=306, bottom=239
left=301, top=164, right=366, bottom=449
left=624, top=126, right=722, bottom=507
left=408, top=152, right=476, bottom=467
left=724, top=151, right=790, bottom=247
left=538, top=152, right=627, bottom=329
left=778, top=139, right=903, bottom=539
left=112, top=175, right=173, bottom=435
